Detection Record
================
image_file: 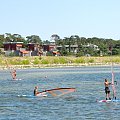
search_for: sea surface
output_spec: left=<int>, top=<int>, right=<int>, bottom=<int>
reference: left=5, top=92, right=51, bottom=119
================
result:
left=0, top=66, right=120, bottom=120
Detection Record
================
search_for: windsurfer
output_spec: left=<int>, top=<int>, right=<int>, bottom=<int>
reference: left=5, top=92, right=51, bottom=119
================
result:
left=104, top=79, right=111, bottom=100
left=34, top=86, right=39, bottom=96
left=34, top=86, right=47, bottom=97
left=11, top=69, right=17, bottom=80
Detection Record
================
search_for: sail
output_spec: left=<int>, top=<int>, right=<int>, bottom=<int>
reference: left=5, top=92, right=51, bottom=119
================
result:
left=111, top=62, right=116, bottom=99
left=43, top=88, right=76, bottom=97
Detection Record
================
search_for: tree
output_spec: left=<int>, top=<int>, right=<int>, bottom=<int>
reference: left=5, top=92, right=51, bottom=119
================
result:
left=0, top=34, right=5, bottom=47
left=51, top=34, right=60, bottom=41
left=26, top=35, right=42, bottom=44
left=60, top=45, right=68, bottom=56
left=5, top=33, right=25, bottom=43
left=43, top=40, right=50, bottom=45
left=5, top=33, right=13, bottom=42
left=12, top=34, right=25, bottom=42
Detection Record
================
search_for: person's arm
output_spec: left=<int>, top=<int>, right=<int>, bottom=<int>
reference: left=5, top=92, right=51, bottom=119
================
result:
left=35, top=90, right=41, bottom=96
left=109, top=82, right=112, bottom=85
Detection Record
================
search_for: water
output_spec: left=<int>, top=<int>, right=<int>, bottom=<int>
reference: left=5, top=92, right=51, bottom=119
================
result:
left=0, top=66, right=120, bottom=120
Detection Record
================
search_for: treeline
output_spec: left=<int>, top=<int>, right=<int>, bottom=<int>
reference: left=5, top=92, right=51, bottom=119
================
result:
left=0, top=33, right=120, bottom=56
left=51, top=35, right=120, bottom=56
left=0, top=33, right=42, bottom=47
left=56, top=35, right=120, bottom=56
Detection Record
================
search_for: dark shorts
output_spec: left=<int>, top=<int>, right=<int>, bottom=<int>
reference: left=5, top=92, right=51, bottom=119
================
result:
left=105, top=87, right=110, bottom=94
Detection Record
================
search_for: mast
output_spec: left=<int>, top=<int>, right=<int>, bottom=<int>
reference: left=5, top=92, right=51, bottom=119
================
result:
left=110, top=45, right=116, bottom=100
left=111, top=62, right=116, bottom=99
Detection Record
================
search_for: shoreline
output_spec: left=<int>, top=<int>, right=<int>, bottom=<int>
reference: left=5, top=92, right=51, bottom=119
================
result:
left=1, top=62, right=120, bottom=70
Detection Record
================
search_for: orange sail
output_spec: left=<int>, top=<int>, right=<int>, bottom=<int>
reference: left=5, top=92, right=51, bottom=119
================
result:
left=42, top=88, right=76, bottom=97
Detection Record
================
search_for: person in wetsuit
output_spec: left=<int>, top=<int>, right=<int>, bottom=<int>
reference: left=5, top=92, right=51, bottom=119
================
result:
left=104, top=79, right=111, bottom=100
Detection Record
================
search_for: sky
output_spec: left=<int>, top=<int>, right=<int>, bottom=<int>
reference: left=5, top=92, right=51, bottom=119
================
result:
left=0, top=0, right=120, bottom=41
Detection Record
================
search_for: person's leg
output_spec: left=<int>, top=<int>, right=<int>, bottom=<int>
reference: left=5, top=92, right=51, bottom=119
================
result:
left=108, top=92, right=111, bottom=100
left=106, top=93, right=108, bottom=100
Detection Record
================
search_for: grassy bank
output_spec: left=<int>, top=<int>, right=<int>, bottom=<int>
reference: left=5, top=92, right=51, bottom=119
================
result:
left=0, top=56, right=120, bottom=69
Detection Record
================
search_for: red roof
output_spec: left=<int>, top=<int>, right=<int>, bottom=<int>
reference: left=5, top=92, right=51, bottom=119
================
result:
left=16, top=44, right=22, bottom=47
left=20, top=50, right=29, bottom=54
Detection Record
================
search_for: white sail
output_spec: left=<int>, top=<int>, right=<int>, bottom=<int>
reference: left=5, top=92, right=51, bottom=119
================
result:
left=111, top=62, right=116, bottom=99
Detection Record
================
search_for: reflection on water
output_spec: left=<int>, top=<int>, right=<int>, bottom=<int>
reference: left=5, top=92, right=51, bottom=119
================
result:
left=0, top=66, right=120, bottom=120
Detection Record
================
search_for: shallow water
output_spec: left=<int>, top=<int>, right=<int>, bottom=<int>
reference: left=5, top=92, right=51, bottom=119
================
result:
left=0, top=66, right=120, bottom=120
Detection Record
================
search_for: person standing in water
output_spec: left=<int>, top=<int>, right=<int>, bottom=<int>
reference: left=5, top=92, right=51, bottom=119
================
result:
left=104, top=79, right=111, bottom=100
left=11, top=69, right=17, bottom=80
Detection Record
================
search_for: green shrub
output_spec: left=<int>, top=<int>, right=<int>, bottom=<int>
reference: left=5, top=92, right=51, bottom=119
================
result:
left=9, top=52, right=16, bottom=56
left=59, top=57, right=68, bottom=64
left=33, top=58, right=39, bottom=64
left=41, top=59, right=49, bottom=64
left=21, top=59, right=30, bottom=65
left=75, top=58, right=85, bottom=63
left=53, top=58, right=59, bottom=64
left=88, top=58, right=94, bottom=63
left=113, top=58, right=120, bottom=63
